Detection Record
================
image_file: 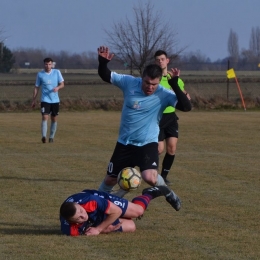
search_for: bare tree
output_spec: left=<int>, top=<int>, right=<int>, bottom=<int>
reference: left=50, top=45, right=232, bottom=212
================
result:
left=104, top=2, right=183, bottom=75
left=249, top=26, right=260, bottom=58
left=227, top=29, right=239, bottom=63
left=0, top=26, right=6, bottom=59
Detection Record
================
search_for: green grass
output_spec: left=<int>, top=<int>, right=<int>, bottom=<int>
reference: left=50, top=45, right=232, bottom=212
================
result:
left=0, top=111, right=259, bottom=260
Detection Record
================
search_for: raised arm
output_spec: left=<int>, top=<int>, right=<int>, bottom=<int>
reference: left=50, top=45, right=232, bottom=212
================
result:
left=168, top=68, right=192, bottom=112
left=97, top=46, right=114, bottom=84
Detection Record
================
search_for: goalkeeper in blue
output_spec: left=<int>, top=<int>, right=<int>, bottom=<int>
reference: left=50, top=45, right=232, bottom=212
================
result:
left=96, top=46, right=192, bottom=211
left=60, top=186, right=171, bottom=236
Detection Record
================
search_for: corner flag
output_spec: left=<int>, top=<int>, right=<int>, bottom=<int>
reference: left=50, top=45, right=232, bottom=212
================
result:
left=226, top=68, right=246, bottom=111
left=226, top=68, right=236, bottom=79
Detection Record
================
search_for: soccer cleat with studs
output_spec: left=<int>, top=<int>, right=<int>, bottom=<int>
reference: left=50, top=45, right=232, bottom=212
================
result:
left=142, top=186, right=170, bottom=199
left=165, top=190, right=181, bottom=211
left=142, top=185, right=181, bottom=211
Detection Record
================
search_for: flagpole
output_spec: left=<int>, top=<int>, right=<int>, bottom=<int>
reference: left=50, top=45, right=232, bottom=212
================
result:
left=234, top=77, right=246, bottom=111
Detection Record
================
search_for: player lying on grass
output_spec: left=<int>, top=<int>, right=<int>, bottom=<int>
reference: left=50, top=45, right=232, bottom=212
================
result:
left=60, top=186, right=172, bottom=236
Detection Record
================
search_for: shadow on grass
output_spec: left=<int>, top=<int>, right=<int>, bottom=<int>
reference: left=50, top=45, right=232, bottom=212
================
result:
left=0, top=175, right=95, bottom=183
left=0, top=222, right=61, bottom=235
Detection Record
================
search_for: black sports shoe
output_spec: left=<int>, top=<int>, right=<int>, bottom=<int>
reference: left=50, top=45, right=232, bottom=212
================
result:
left=142, top=186, right=181, bottom=211
left=165, top=190, right=181, bottom=211
left=49, top=138, right=54, bottom=143
left=41, top=137, right=46, bottom=143
left=142, top=186, right=171, bottom=199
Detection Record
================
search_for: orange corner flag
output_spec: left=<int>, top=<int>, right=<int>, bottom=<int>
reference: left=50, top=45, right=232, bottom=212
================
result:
left=226, top=68, right=236, bottom=79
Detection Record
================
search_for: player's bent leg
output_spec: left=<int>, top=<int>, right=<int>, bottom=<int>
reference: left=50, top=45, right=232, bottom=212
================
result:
left=119, top=218, right=136, bottom=232
left=158, top=140, right=165, bottom=155
left=142, top=186, right=169, bottom=199
left=161, top=137, right=178, bottom=184
left=141, top=169, right=158, bottom=186
left=122, top=202, right=144, bottom=219
left=165, top=137, right=178, bottom=155
left=98, top=175, right=117, bottom=193
left=156, top=174, right=167, bottom=186
left=41, top=114, right=49, bottom=143
left=142, top=184, right=182, bottom=211
left=111, top=188, right=129, bottom=198
left=49, top=115, right=57, bottom=142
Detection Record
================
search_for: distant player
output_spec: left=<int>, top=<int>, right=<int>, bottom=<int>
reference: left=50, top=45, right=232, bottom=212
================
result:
left=60, top=186, right=172, bottom=236
left=31, top=57, right=64, bottom=143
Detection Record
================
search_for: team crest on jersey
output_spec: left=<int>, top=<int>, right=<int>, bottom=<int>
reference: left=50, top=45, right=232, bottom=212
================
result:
left=133, top=101, right=141, bottom=109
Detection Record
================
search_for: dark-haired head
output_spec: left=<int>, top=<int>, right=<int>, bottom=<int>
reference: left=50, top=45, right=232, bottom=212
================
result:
left=141, top=64, right=162, bottom=95
left=43, top=57, right=53, bottom=63
left=60, top=202, right=77, bottom=220
left=154, top=50, right=167, bottom=58
left=142, top=64, right=162, bottom=80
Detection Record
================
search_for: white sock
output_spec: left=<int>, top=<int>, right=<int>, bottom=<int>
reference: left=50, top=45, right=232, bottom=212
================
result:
left=50, top=121, right=57, bottom=138
left=156, top=174, right=167, bottom=186
left=98, top=180, right=114, bottom=193
left=41, top=120, right=48, bottom=137
left=111, top=188, right=129, bottom=198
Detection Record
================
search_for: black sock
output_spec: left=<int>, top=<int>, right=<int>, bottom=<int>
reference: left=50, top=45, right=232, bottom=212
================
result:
left=161, top=153, right=175, bottom=178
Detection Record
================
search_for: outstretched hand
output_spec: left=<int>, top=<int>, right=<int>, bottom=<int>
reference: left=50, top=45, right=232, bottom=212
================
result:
left=97, top=46, right=114, bottom=61
left=167, top=68, right=180, bottom=78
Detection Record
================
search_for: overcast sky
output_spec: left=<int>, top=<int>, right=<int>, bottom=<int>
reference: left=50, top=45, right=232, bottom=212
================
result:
left=1, top=0, right=259, bottom=61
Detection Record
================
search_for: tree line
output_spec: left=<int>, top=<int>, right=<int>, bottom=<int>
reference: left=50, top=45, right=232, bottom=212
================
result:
left=1, top=2, right=260, bottom=73
left=228, top=26, right=260, bottom=70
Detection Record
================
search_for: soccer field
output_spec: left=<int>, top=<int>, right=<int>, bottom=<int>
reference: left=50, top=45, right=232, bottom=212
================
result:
left=0, top=111, right=259, bottom=260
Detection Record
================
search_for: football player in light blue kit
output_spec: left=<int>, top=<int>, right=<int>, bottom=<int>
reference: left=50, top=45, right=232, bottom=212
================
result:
left=97, top=46, right=191, bottom=211
left=32, top=58, right=64, bottom=143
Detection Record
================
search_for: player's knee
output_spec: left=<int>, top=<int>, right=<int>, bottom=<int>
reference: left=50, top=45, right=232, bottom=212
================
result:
left=122, top=220, right=136, bottom=232
left=142, top=170, right=158, bottom=186
left=104, top=176, right=117, bottom=186
left=126, top=221, right=136, bottom=232
left=158, top=148, right=164, bottom=155
left=166, top=145, right=177, bottom=155
left=158, top=142, right=164, bottom=155
left=136, top=206, right=145, bottom=217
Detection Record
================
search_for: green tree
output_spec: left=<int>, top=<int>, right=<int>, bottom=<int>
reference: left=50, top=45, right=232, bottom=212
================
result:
left=0, top=44, right=15, bottom=72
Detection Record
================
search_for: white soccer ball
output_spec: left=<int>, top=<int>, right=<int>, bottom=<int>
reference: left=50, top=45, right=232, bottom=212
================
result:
left=117, top=167, right=142, bottom=191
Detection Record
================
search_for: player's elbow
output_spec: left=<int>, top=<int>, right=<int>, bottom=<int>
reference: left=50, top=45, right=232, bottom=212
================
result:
left=176, top=102, right=192, bottom=112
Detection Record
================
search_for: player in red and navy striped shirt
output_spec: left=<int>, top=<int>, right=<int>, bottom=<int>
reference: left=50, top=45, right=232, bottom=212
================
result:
left=60, top=186, right=172, bottom=236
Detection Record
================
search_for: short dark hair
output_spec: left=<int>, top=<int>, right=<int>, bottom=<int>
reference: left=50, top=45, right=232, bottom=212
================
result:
left=142, top=64, right=162, bottom=80
left=154, top=50, right=168, bottom=58
left=60, top=202, right=76, bottom=220
left=43, top=57, right=53, bottom=63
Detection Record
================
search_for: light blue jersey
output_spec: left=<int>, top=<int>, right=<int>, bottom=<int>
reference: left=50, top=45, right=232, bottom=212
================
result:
left=35, top=69, right=64, bottom=103
left=111, top=72, right=178, bottom=146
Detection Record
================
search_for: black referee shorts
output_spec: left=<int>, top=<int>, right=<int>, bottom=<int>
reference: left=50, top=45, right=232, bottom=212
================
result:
left=158, top=112, right=179, bottom=141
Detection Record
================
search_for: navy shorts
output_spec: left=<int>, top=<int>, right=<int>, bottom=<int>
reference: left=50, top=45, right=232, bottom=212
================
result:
left=41, top=102, right=59, bottom=116
left=158, top=112, right=179, bottom=141
left=107, top=142, right=159, bottom=178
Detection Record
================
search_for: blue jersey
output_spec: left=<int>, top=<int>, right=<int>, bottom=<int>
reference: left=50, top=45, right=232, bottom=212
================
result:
left=111, top=72, right=178, bottom=146
left=60, top=189, right=128, bottom=236
left=35, top=69, right=64, bottom=103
